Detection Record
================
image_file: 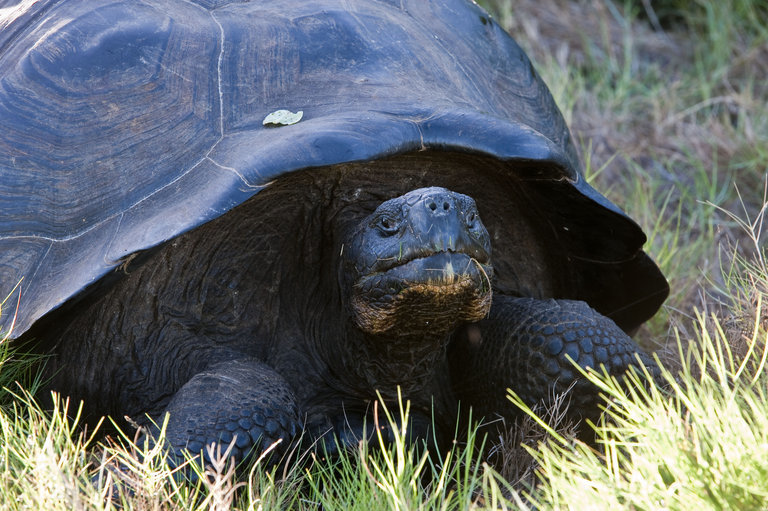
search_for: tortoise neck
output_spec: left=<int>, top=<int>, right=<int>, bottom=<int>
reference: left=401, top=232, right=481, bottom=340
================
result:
left=335, top=326, right=454, bottom=403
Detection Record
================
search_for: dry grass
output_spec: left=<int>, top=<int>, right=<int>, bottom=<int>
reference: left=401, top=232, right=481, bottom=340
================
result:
left=486, top=389, right=579, bottom=489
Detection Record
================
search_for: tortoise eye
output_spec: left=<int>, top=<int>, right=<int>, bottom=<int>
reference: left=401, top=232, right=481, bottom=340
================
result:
left=377, top=216, right=399, bottom=235
left=466, top=209, right=478, bottom=228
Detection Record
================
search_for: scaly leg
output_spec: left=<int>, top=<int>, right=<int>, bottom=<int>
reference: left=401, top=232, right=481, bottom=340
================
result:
left=154, top=358, right=300, bottom=466
left=449, top=296, right=659, bottom=422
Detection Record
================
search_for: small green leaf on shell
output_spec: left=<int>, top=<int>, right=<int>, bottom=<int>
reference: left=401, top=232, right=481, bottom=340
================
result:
left=263, top=109, right=304, bottom=126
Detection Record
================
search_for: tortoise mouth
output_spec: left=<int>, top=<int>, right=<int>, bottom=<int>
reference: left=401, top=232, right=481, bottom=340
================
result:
left=350, top=251, right=493, bottom=336
left=370, top=246, right=491, bottom=277
left=361, top=251, right=491, bottom=289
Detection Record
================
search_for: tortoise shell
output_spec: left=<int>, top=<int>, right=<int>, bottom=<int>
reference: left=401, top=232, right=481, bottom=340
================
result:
left=0, top=0, right=667, bottom=337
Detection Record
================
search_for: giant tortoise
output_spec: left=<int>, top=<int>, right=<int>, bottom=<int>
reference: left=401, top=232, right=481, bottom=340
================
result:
left=0, top=0, right=669, bottom=463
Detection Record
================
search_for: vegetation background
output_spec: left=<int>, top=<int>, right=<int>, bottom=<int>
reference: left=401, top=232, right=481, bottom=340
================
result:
left=0, top=0, right=766, bottom=509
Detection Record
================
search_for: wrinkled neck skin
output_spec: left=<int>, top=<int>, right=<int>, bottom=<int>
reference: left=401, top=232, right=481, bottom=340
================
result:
left=322, top=281, right=460, bottom=434
left=341, top=308, right=456, bottom=402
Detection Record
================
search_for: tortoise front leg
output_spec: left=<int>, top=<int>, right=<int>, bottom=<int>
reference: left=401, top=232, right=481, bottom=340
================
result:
left=149, top=358, right=301, bottom=467
left=449, top=296, right=659, bottom=422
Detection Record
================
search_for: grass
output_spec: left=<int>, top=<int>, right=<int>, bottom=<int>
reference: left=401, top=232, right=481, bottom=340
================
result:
left=2, top=0, right=768, bottom=508
left=511, top=305, right=768, bottom=510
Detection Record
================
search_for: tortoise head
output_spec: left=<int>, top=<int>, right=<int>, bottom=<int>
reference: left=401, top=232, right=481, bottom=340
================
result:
left=342, top=187, right=493, bottom=337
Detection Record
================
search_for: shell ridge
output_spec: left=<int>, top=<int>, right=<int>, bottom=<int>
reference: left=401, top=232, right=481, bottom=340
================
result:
left=206, top=156, right=270, bottom=190
left=208, top=8, right=226, bottom=139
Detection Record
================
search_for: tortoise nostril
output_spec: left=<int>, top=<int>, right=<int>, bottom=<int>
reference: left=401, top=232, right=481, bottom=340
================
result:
left=423, top=192, right=454, bottom=215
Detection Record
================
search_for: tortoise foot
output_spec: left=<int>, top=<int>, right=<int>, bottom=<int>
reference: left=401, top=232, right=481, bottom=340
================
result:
left=154, top=359, right=300, bottom=469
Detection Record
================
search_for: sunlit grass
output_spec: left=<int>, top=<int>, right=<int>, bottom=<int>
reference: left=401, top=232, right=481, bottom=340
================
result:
left=0, top=381, right=523, bottom=509
left=513, top=292, right=768, bottom=510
